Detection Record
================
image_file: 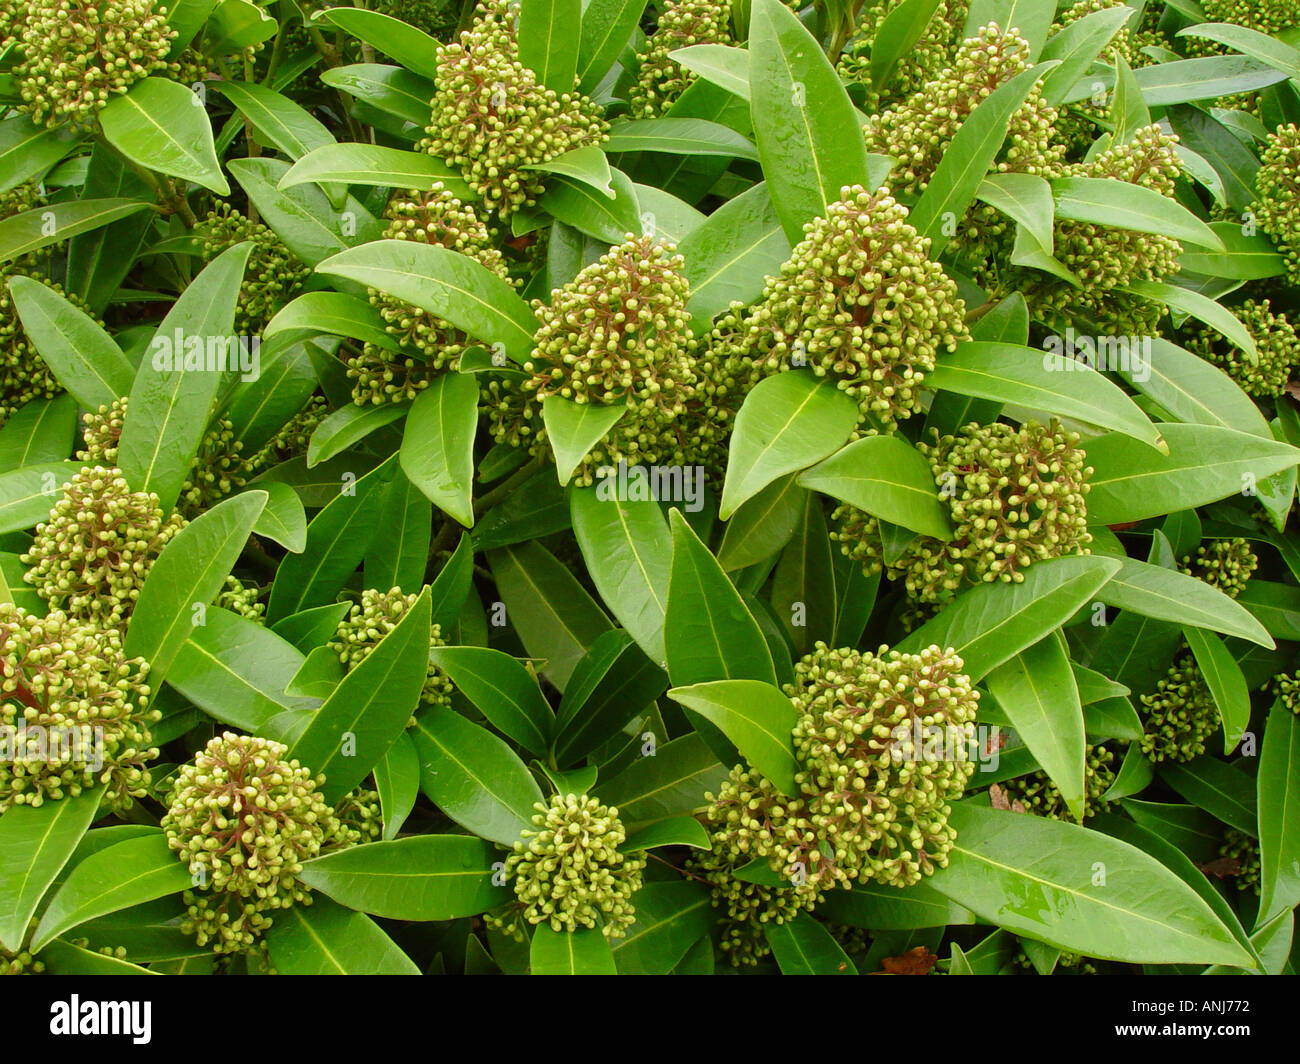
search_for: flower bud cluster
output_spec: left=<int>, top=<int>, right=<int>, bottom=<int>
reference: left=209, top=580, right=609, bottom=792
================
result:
left=79, top=396, right=249, bottom=517
left=1185, top=299, right=1299, bottom=398
left=12, top=0, right=177, bottom=128
left=1179, top=538, right=1258, bottom=599
left=865, top=24, right=1064, bottom=198
left=1255, top=127, right=1300, bottom=284
left=1001, top=745, right=1116, bottom=821
left=721, top=186, right=967, bottom=430
left=21, top=466, right=186, bottom=627
left=328, top=588, right=453, bottom=709
left=629, top=0, right=732, bottom=118
left=215, top=575, right=265, bottom=622
left=1218, top=827, right=1261, bottom=893
left=691, top=642, right=980, bottom=963
left=791, top=643, right=980, bottom=889
left=162, top=732, right=339, bottom=954
left=192, top=204, right=309, bottom=333
left=491, top=234, right=700, bottom=484
left=0, top=603, right=156, bottom=812
left=1138, top=654, right=1219, bottom=762
left=838, top=0, right=971, bottom=110
left=421, top=0, right=608, bottom=217
left=835, top=420, right=1093, bottom=606
left=247, top=395, right=330, bottom=472
left=352, top=183, right=512, bottom=405
left=500, top=793, right=646, bottom=938
left=0, top=266, right=75, bottom=426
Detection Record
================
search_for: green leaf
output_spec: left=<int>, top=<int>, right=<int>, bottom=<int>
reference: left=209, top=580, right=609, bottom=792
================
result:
left=816, top=880, right=976, bottom=930
left=895, top=555, right=1122, bottom=681
left=99, top=78, right=228, bottom=194
left=927, top=803, right=1255, bottom=967
left=518, top=0, right=582, bottom=90
left=530, top=924, right=617, bottom=974
left=289, top=585, right=432, bottom=802
left=720, top=371, right=859, bottom=519
left=1084, top=424, right=1300, bottom=525
left=124, top=491, right=267, bottom=690
left=770, top=490, right=838, bottom=654
left=489, top=541, right=613, bottom=692
left=0, top=462, right=75, bottom=533
left=928, top=342, right=1165, bottom=452
left=1123, top=280, right=1256, bottom=360
left=594, top=733, right=727, bottom=829
left=542, top=395, right=628, bottom=485
left=279, top=144, right=474, bottom=202
left=1180, top=222, right=1286, bottom=279
left=264, top=895, right=419, bottom=974
left=679, top=181, right=790, bottom=324
left=0, top=787, right=104, bottom=952
left=314, top=6, right=441, bottom=79
left=537, top=167, right=642, bottom=244
left=0, top=114, right=82, bottom=192
left=167, top=608, right=319, bottom=740
left=670, top=43, right=751, bottom=101
left=985, top=637, right=1087, bottom=822
left=605, top=118, right=759, bottom=161
left=577, top=0, right=649, bottom=92
left=265, top=291, right=399, bottom=352
left=797, top=435, right=953, bottom=540
left=716, top=473, right=805, bottom=572
left=911, top=62, right=1057, bottom=255
left=1182, top=625, right=1250, bottom=756
left=267, top=456, right=397, bottom=621
left=427, top=646, right=553, bottom=755
left=1179, top=22, right=1300, bottom=80
left=664, top=508, right=777, bottom=687
left=869, top=0, right=943, bottom=91
left=1051, top=176, right=1223, bottom=250
left=523, top=144, right=614, bottom=197
left=1038, top=3, right=1136, bottom=107
left=1097, top=557, right=1273, bottom=648
left=667, top=679, right=799, bottom=795
left=0, top=394, right=76, bottom=470
left=410, top=707, right=544, bottom=845
left=622, top=816, right=712, bottom=852
left=322, top=64, right=436, bottom=126
left=116, top=243, right=253, bottom=511
left=32, top=834, right=191, bottom=952
left=1116, top=337, right=1269, bottom=439
left=1258, top=703, right=1300, bottom=925
left=1160, top=758, right=1257, bottom=836
left=748, top=0, right=870, bottom=242
left=765, top=912, right=857, bottom=974
left=1069, top=56, right=1290, bottom=106
left=317, top=240, right=535, bottom=363
left=553, top=631, right=668, bottom=766
left=375, top=731, right=419, bottom=841
left=976, top=173, right=1055, bottom=253
left=299, top=835, right=508, bottom=920
left=571, top=486, right=673, bottom=667
left=211, top=80, right=335, bottom=162
left=307, top=403, right=407, bottom=469
left=0, top=198, right=154, bottom=266
left=399, top=373, right=479, bottom=527
left=7, top=276, right=135, bottom=408
left=611, top=881, right=713, bottom=973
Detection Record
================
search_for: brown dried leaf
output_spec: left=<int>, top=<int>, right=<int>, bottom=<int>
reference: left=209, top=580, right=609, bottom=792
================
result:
left=879, top=946, right=938, bottom=975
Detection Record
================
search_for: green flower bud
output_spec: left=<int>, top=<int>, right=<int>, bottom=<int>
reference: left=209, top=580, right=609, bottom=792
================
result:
left=1185, top=299, right=1299, bottom=398
left=1001, top=745, right=1116, bottom=821
left=725, top=185, right=967, bottom=430
left=1217, top=827, right=1262, bottom=894
left=192, top=203, right=309, bottom=333
left=1138, top=654, right=1218, bottom=763
left=495, top=793, right=646, bottom=939
left=629, top=0, right=732, bottom=119
left=13, top=0, right=178, bottom=128
left=421, top=0, right=607, bottom=218
left=22, top=466, right=186, bottom=627
left=838, top=0, right=971, bottom=111
left=1179, top=537, right=1258, bottom=599
left=0, top=603, right=157, bottom=812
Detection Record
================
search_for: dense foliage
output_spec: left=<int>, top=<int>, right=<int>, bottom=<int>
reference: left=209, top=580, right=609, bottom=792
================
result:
left=0, top=0, right=1299, bottom=977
